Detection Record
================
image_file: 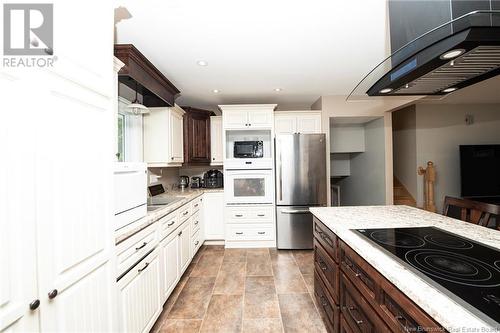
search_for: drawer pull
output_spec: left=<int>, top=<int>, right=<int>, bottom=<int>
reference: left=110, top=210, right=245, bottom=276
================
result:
left=235, top=214, right=243, bottom=217
left=135, top=242, right=147, bottom=251
left=320, top=233, right=334, bottom=247
left=194, top=203, right=199, bottom=207
left=194, top=220, right=199, bottom=225
left=258, top=231, right=266, bottom=235
left=48, top=289, right=58, bottom=299
left=320, top=295, right=329, bottom=307
left=138, top=262, right=149, bottom=273
left=183, top=211, right=189, bottom=216
left=395, top=315, right=411, bottom=333
left=178, top=231, right=183, bottom=236
left=167, top=221, right=175, bottom=227
left=257, top=214, right=265, bottom=217
left=318, top=259, right=328, bottom=271
left=236, top=232, right=243, bottom=235
left=195, top=241, right=199, bottom=246
left=346, top=306, right=364, bottom=326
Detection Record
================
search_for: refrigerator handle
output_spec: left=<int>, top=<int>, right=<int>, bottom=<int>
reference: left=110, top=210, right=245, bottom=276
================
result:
left=278, top=143, right=283, bottom=201
left=281, top=208, right=310, bottom=214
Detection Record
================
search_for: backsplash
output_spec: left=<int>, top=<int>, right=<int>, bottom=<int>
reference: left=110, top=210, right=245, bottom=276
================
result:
left=148, top=166, right=223, bottom=192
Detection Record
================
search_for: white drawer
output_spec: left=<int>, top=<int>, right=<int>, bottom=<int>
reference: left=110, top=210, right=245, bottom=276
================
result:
left=116, top=222, right=158, bottom=278
left=226, top=206, right=274, bottom=223
left=179, top=204, right=191, bottom=222
left=191, top=196, right=202, bottom=213
left=159, top=211, right=179, bottom=240
left=191, top=211, right=201, bottom=236
left=226, top=224, right=274, bottom=241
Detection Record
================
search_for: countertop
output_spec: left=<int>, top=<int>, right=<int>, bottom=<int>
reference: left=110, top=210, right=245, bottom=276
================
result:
left=309, top=205, right=500, bottom=331
left=115, top=187, right=223, bottom=244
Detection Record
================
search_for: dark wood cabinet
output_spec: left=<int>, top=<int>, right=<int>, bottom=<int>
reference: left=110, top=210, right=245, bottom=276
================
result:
left=182, top=107, right=215, bottom=165
left=313, top=217, right=445, bottom=333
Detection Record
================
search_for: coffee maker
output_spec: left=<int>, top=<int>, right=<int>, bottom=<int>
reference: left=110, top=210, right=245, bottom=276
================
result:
left=203, top=170, right=223, bottom=188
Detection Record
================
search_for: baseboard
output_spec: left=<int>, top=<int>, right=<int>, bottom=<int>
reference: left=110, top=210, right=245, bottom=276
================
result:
left=224, top=240, right=276, bottom=248
left=203, top=240, right=225, bottom=245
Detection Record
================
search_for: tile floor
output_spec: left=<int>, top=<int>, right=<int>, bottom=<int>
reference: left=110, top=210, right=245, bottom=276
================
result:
left=151, top=245, right=327, bottom=333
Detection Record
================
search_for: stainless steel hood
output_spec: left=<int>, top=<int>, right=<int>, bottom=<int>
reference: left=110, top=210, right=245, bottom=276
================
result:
left=351, top=10, right=500, bottom=98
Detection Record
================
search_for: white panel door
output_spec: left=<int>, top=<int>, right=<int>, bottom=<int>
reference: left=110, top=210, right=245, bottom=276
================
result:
left=178, top=221, right=191, bottom=274
left=248, top=110, right=273, bottom=128
left=210, top=116, right=223, bottom=164
left=275, top=114, right=297, bottom=134
left=34, top=2, right=117, bottom=332
left=223, top=110, right=248, bottom=129
left=297, top=114, right=321, bottom=133
left=160, top=232, right=179, bottom=302
left=169, top=110, right=184, bottom=163
left=119, top=250, right=162, bottom=333
left=0, top=71, right=39, bottom=333
left=203, top=192, right=225, bottom=240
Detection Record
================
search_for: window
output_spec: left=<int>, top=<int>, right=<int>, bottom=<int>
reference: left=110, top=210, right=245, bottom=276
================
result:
left=117, top=113, right=125, bottom=162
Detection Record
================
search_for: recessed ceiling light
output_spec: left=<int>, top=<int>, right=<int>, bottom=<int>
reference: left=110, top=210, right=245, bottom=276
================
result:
left=379, top=88, right=393, bottom=94
left=443, top=87, right=458, bottom=93
left=197, top=60, right=208, bottom=66
left=440, top=49, right=465, bottom=60
left=212, top=89, right=220, bottom=93
left=274, top=88, right=282, bottom=92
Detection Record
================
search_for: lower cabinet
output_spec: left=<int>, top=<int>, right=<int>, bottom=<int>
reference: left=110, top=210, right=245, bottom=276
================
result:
left=203, top=192, right=225, bottom=240
left=118, top=249, right=162, bottom=333
left=313, top=217, right=443, bottom=333
left=178, top=220, right=191, bottom=274
left=160, top=230, right=179, bottom=302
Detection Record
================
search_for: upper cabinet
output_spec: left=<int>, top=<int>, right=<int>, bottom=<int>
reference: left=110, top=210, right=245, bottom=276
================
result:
left=182, top=107, right=214, bottom=165
left=210, top=116, right=223, bottom=165
left=143, top=105, right=185, bottom=167
left=275, top=111, right=321, bottom=135
left=220, top=104, right=276, bottom=129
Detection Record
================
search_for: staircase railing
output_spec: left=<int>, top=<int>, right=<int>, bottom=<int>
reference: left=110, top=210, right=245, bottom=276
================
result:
left=418, top=161, right=437, bottom=213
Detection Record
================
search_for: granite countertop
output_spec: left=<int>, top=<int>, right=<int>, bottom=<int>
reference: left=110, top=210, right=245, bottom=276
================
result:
left=115, top=187, right=223, bottom=244
left=309, top=205, right=500, bottom=331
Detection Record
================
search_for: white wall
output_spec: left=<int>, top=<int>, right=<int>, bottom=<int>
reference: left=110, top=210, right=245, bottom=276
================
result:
left=338, top=118, right=388, bottom=206
left=392, top=105, right=417, bottom=199
left=414, top=104, right=500, bottom=212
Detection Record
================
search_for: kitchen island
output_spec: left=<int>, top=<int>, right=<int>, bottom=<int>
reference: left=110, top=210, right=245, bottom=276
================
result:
left=310, top=205, right=500, bottom=333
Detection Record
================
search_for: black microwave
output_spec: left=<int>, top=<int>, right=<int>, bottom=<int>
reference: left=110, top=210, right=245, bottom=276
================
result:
left=234, top=141, right=263, bottom=158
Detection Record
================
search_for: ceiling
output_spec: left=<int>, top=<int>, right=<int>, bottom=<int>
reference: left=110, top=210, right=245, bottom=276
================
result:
left=115, top=0, right=390, bottom=111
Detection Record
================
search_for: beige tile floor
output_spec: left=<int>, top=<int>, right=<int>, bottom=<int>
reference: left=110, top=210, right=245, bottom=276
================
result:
left=151, top=245, right=327, bottom=333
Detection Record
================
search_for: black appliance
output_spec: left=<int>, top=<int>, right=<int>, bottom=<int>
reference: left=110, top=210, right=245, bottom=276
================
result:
left=203, top=170, right=223, bottom=188
left=460, top=145, right=500, bottom=199
left=191, top=176, right=202, bottom=188
left=234, top=141, right=263, bottom=158
left=355, top=227, right=500, bottom=326
left=365, top=10, right=500, bottom=96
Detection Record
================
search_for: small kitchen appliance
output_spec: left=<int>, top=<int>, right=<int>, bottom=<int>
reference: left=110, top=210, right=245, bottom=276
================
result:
left=191, top=176, right=202, bottom=188
left=234, top=140, right=263, bottom=158
left=355, top=227, right=500, bottom=326
left=203, top=169, right=223, bottom=188
left=179, top=175, right=189, bottom=189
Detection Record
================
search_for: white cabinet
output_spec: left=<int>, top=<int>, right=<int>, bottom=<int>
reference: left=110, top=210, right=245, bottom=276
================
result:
left=220, top=104, right=276, bottom=129
left=143, top=105, right=186, bottom=167
left=210, top=116, right=223, bottom=165
left=203, top=192, right=225, bottom=240
left=178, top=221, right=191, bottom=274
left=275, top=112, right=321, bottom=135
left=160, top=230, right=179, bottom=302
left=118, top=249, right=162, bottom=333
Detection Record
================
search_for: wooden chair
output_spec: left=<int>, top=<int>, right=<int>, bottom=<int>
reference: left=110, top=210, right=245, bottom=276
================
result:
left=443, top=196, right=500, bottom=229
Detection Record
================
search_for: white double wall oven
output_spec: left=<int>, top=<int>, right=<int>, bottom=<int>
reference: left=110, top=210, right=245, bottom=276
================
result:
left=225, top=169, right=274, bottom=205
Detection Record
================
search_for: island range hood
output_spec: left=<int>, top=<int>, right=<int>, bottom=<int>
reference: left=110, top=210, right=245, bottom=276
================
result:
left=366, top=10, right=500, bottom=97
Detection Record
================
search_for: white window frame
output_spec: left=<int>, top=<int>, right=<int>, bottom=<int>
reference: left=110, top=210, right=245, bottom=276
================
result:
left=117, top=96, right=144, bottom=162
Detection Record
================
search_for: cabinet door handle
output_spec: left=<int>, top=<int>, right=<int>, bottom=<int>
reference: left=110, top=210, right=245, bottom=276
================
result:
left=320, top=233, right=334, bottom=247
left=213, top=158, right=215, bottom=160
left=171, top=157, right=174, bottom=160
left=183, top=211, right=189, bottom=216
left=194, top=203, right=199, bottom=207
left=318, top=259, right=328, bottom=271
left=48, top=289, right=58, bottom=299
left=178, top=231, right=183, bottom=236
left=346, top=305, right=363, bottom=326
left=135, top=242, right=147, bottom=251
left=257, top=214, right=265, bottom=217
left=138, top=262, right=149, bottom=273
left=235, top=232, right=243, bottom=235
left=194, top=220, right=199, bottom=225
left=29, top=299, right=40, bottom=310
left=395, top=315, right=411, bottom=333
left=167, top=221, right=175, bottom=227
left=195, top=241, right=199, bottom=246
left=258, top=231, right=266, bottom=235
left=235, top=214, right=243, bottom=217
left=245, top=161, right=252, bottom=164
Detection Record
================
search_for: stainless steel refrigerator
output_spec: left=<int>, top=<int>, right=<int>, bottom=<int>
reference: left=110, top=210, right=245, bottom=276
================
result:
left=275, top=134, right=327, bottom=249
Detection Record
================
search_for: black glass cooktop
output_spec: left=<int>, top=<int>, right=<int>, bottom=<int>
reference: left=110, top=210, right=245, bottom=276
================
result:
left=355, top=227, right=500, bottom=326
